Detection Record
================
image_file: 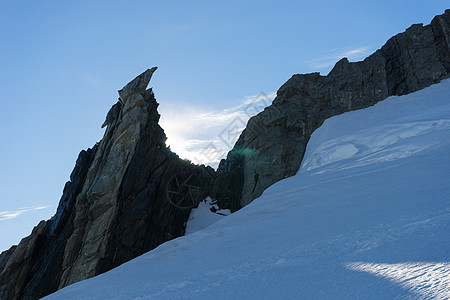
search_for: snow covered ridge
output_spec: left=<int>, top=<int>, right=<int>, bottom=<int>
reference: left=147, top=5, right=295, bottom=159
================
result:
left=45, top=80, right=450, bottom=299
left=301, top=78, right=450, bottom=174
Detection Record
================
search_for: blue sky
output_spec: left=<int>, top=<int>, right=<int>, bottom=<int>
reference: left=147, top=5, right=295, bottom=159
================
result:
left=0, top=1, right=448, bottom=251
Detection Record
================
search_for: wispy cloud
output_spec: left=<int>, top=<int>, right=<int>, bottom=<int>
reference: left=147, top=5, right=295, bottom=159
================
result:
left=0, top=205, right=50, bottom=221
left=305, top=46, right=372, bottom=73
left=159, top=92, right=276, bottom=168
left=163, top=23, right=200, bottom=35
left=84, top=75, right=102, bottom=86
left=152, top=23, right=200, bottom=38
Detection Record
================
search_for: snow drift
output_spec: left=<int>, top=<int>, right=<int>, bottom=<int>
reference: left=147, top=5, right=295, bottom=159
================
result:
left=45, top=79, right=450, bottom=299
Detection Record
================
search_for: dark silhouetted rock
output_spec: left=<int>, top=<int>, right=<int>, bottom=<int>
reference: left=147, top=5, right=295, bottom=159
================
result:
left=211, top=10, right=450, bottom=212
left=0, top=69, right=214, bottom=299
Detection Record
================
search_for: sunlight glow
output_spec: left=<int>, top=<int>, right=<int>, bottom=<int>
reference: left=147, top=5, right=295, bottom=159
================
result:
left=159, top=92, right=275, bottom=167
left=346, top=262, right=450, bottom=299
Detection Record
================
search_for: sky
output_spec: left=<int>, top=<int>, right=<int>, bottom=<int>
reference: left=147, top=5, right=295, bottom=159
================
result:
left=0, top=1, right=448, bottom=251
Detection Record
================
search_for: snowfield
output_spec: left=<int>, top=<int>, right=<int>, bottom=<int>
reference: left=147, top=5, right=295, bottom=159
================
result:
left=45, top=79, right=450, bottom=299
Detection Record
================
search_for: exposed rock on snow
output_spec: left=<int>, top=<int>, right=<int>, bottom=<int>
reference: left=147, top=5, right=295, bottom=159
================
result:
left=185, top=197, right=231, bottom=235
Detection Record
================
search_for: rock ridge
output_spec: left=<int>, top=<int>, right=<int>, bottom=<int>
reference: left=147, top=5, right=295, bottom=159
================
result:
left=210, top=10, right=450, bottom=211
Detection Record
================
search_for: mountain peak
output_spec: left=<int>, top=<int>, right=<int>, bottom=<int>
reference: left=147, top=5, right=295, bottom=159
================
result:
left=118, top=66, right=158, bottom=101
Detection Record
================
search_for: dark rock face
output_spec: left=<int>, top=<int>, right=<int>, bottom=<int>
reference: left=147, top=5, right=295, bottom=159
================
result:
left=0, top=69, right=215, bottom=299
left=211, top=10, right=450, bottom=212
left=0, top=147, right=96, bottom=300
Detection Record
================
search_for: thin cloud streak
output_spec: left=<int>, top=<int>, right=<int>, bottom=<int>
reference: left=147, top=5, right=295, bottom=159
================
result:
left=84, top=75, right=102, bottom=86
left=159, top=92, right=276, bottom=167
left=0, top=205, right=50, bottom=221
left=305, top=46, right=372, bottom=73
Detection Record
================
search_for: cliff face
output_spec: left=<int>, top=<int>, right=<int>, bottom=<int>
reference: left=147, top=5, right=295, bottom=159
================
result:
left=0, top=69, right=215, bottom=299
left=211, top=10, right=450, bottom=212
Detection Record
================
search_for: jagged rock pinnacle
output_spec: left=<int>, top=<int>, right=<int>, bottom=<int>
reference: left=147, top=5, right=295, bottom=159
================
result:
left=118, top=66, right=158, bottom=101
left=0, top=65, right=214, bottom=300
left=102, top=67, right=158, bottom=129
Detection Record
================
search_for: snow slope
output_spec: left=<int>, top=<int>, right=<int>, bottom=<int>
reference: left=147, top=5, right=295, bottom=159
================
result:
left=45, top=80, right=450, bottom=299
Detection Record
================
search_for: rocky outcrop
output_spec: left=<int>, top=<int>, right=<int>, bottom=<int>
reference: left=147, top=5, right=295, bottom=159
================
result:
left=0, top=69, right=215, bottom=299
left=211, top=10, right=450, bottom=212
